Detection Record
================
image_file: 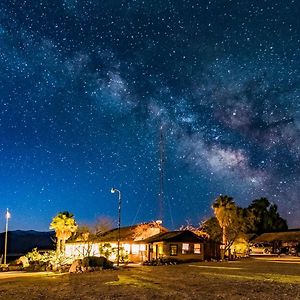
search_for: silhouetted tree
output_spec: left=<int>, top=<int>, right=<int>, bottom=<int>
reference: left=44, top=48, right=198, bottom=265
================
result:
left=248, top=198, right=288, bottom=233
left=201, top=217, right=222, bottom=242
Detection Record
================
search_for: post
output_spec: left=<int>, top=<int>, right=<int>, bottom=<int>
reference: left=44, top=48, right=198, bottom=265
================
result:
left=4, top=208, right=10, bottom=265
left=111, top=188, right=121, bottom=266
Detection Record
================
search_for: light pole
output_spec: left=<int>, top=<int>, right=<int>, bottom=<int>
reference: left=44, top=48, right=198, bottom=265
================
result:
left=4, top=208, right=11, bottom=265
left=111, top=187, right=121, bottom=266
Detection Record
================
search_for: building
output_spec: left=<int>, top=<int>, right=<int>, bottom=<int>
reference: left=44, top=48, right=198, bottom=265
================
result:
left=143, top=230, right=220, bottom=261
left=65, top=222, right=167, bottom=262
left=65, top=224, right=221, bottom=263
left=251, top=229, right=300, bottom=252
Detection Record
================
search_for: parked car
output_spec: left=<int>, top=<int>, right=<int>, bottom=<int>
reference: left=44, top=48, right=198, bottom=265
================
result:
left=249, top=243, right=272, bottom=255
left=275, top=247, right=289, bottom=255
left=289, top=247, right=297, bottom=256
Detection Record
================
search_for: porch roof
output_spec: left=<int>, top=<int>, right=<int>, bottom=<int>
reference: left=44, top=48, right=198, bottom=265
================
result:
left=143, top=230, right=206, bottom=243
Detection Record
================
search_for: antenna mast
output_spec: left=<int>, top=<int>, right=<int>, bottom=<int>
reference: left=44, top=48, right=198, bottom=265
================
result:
left=158, top=124, right=165, bottom=221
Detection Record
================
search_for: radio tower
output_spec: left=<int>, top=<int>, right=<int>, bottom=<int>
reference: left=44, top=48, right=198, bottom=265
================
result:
left=158, top=124, right=165, bottom=222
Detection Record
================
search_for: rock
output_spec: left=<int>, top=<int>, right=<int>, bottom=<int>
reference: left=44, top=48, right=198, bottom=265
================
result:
left=16, top=256, right=29, bottom=268
left=69, top=256, right=114, bottom=273
left=8, top=265, right=23, bottom=271
left=69, top=259, right=82, bottom=273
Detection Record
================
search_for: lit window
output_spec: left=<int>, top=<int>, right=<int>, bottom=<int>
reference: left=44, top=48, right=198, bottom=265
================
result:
left=122, top=244, right=130, bottom=254
left=182, top=243, right=189, bottom=254
left=132, top=244, right=139, bottom=254
left=170, top=244, right=178, bottom=256
left=194, top=244, right=201, bottom=254
left=139, top=244, right=146, bottom=251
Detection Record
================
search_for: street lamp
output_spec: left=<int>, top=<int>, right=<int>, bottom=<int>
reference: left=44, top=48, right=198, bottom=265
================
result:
left=4, top=208, right=11, bottom=265
left=111, top=187, right=121, bottom=266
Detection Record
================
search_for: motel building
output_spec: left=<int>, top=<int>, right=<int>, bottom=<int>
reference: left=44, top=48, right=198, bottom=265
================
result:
left=65, top=222, right=220, bottom=263
left=65, top=222, right=167, bottom=262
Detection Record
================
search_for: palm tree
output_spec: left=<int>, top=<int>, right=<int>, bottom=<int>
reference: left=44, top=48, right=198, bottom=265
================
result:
left=50, top=212, right=78, bottom=256
left=212, top=195, right=236, bottom=258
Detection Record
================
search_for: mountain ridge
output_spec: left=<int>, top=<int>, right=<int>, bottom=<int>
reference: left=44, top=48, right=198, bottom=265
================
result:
left=0, top=230, right=55, bottom=257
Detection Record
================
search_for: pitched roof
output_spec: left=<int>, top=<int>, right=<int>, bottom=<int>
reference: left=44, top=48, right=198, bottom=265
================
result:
left=96, top=225, right=139, bottom=242
left=253, top=230, right=300, bottom=243
left=96, top=223, right=168, bottom=242
left=143, top=230, right=206, bottom=243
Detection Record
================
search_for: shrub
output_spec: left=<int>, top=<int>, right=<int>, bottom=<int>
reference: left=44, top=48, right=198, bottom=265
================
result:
left=23, top=248, right=73, bottom=272
left=99, top=243, right=128, bottom=263
left=82, top=256, right=114, bottom=269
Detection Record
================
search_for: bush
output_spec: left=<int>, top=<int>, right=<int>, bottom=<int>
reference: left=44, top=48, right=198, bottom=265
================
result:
left=23, top=248, right=73, bottom=272
left=99, top=243, right=128, bottom=263
left=143, top=258, right=180, bottom=266
left=0, top=264, right=9, bottom=272
left=82, top=256, right=114, bottom=269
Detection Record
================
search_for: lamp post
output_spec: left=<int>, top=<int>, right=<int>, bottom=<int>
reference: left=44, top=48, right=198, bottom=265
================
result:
left=4, top=208, right=11, bottom=265
left=111, top=187, right=121, bottom=266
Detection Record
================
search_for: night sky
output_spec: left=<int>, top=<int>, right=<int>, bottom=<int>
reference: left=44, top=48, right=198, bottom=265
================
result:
left=1, top=0, right=300, bottom=231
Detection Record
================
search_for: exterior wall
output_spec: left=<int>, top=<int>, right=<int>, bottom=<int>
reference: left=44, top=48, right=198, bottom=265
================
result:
left=150, top=242, right=204, bottom=261
left=204, top=241, right=221, bottom=260
left=66, top=240, right=220, bottom=262
left=65, top=242, right=100, bottom=258
left=65, top=241, right=147, bottom=262
left=152, top=242, right=165, bottom=260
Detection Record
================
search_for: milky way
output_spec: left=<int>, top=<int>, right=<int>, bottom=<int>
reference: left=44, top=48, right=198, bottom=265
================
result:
left=0, top=0, right=300, bottom=230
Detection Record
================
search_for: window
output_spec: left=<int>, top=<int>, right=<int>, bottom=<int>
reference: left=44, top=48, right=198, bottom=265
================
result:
left=194, top=244, right=201, bottom=254
left=123, top=244, right=130, bottom=254
left=170, top=244, right=178, bottom=256
left=132, top=244, right=139, bottom=255
left=182, top=243, right=189, bottom=254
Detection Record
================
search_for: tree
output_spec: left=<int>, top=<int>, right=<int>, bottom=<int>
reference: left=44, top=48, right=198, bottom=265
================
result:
left=132, top=221, right=164, bottom=240
left=248, top=198, right=288, bottom=234
left=50, top=211, right=78, bottom=256
left=200, top=217, right=222, bottom=242
left=207, top=195, right=288, bottom=259
left=76, top=225, right=92, bottom=241
left=212, top=195, right=236, bottom=254
left=74, top=217, right=113, bottom=240
left=211, top=195, right=251, bottom=258
left=179, top=222, right=209, bottom=238
left=94, top=217, right=113, bottom=235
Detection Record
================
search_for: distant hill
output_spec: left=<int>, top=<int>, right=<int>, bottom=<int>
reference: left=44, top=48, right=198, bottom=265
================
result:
left=0, top=230, right=55, bottom=256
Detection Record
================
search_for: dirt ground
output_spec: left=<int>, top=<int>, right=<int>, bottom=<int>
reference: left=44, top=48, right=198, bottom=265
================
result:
left=0, top=257, right=300, bottom=300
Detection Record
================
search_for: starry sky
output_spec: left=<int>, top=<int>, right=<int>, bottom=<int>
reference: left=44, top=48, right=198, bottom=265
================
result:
left=1, top=0, right=300, bottom=231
